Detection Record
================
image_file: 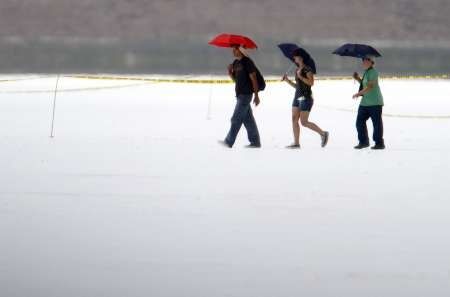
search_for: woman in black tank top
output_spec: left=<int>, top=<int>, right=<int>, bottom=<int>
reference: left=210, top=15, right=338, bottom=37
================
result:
left=282, top=48, right=329, bottom=149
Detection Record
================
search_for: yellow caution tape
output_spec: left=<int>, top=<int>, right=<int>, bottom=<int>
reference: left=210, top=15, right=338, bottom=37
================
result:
left=67, top=74, right=449, bottom=83
left=0, top=75, right=53, bottom=83
left=0, top=82, right=151, bottom=94
left=1, top=74, right=448, bottom=85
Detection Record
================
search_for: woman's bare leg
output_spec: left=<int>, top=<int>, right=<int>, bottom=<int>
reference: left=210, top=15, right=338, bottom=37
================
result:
left=300, top=111, right=325, bottom=136
left=292, top=107, right=301, bottom=145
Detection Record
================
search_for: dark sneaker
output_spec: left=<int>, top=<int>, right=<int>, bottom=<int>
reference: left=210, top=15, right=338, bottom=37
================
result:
left=371, top=143, right=386, bottom=150
left=354, top=143, right=370, bottom=149
left=321, top=131, right=329, bottom=148
left=286, top=144, right=301, bottom=149
left=245, top=143, right=261, bottom=148
left=218, top=140, right=232, bottom=148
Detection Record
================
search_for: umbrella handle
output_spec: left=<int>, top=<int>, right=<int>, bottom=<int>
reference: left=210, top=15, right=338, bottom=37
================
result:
left=282, top=64, right=296, bottom=81
left=285, top=63, right=296, bottom=75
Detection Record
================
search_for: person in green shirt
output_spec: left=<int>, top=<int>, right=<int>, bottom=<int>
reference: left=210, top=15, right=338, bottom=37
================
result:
left=352, top=55, right=385, bottom=150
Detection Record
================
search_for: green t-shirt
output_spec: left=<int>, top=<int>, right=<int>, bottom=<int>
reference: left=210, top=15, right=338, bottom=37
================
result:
left=360, top=68, right=384, bottom=106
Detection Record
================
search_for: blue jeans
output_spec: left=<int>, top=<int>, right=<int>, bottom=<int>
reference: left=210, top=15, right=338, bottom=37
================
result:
left=356, top=105, right=384, bottom=145
left=225, top=94, right=260, bottom=147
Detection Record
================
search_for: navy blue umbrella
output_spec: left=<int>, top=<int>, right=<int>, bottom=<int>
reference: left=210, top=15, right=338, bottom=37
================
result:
left=278, top=43, right=317, bottom=74
left=332, top=43, right=382, bottom=58
left=278, top=43, right=299, bottom=61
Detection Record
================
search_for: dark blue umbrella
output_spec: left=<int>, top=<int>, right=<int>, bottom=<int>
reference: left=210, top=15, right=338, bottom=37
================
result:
left=332, top=43, right=382, bottom=58
left=278, top=43, right=299, bottom=61
left=278, top=43, right=317, bottom=74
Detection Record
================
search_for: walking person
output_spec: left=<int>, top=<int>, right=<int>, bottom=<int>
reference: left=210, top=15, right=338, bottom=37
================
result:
left=220, top=45, right=262, bottom=148
left=282, top=48, right=329, bottom=149
left=352, top=55, right=385, bottom=150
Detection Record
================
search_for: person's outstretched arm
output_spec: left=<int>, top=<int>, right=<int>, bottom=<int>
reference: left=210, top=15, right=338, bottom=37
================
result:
left=353, top=69, right=378, bottom=98
left=353, top=80, right=375, bottom=98
left=249, top=72, right=260, bottom=106
left=282, top=74, right=296, bottom=88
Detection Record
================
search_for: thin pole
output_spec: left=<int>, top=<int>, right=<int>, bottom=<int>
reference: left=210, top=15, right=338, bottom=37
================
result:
left=206, top=74, right=213, bottom=120
left=50, top=74, right=60, bottom=138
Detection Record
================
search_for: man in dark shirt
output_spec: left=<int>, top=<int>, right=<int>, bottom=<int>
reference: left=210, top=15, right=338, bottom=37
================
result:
left=220, top=45, right=261, bottom=148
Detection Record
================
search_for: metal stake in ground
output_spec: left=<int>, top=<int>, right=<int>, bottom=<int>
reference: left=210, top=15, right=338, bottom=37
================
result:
left=50, top=75, right=60, bottom=138
left=206, top=74, right=214, bottom=120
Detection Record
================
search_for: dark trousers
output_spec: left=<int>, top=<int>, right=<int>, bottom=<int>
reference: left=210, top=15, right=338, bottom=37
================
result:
left=356, top=105, right=384, bottom=145
left=225, top=94, right=260, bottom=147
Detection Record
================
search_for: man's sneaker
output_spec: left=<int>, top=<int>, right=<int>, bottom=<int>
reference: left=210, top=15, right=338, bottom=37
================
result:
left=321, top=131, right=329, bottom=148
left=371, top=143, right=386, bottom=150
left=286, top=144, right=301, bottom=149
left=218, top=140, right=232, bottom=148
left=245, top=143, right=261, bottom=148
left=354, top=143, right=370, bottom=149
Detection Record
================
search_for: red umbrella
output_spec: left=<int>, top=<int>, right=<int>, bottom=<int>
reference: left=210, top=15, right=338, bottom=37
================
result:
left=208, top=33, right=258, bottom=49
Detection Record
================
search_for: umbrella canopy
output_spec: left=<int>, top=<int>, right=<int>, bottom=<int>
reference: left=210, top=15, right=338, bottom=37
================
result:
left=208, top=33, right=258, bottom=49
left=278, top=43, right=299, bottom=61
left=277, top=43, right=317, bottom=74
left=332, top=43, right=382, bottom=58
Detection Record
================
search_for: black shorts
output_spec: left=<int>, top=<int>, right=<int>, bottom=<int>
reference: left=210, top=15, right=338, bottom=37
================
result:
left=292, top=97, right=314, bottom=112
